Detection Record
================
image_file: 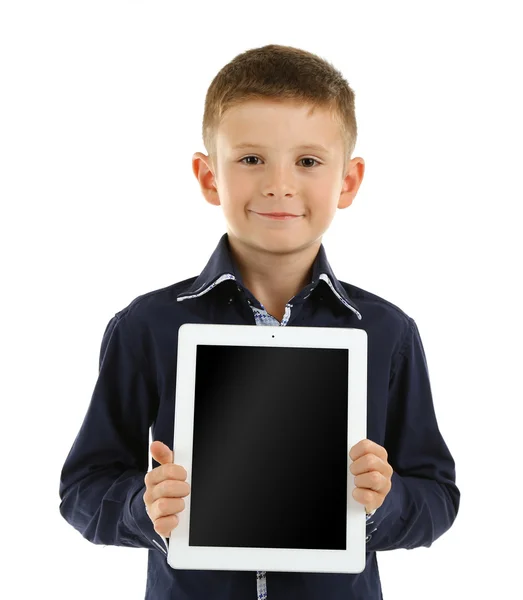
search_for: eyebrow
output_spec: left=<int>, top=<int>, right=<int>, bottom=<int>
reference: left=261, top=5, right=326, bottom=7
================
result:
left=232, top=143, right=330, bottom=154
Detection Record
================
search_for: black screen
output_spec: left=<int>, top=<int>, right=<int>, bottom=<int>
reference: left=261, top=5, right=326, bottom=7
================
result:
left=188, top=345, right=349, bottom=550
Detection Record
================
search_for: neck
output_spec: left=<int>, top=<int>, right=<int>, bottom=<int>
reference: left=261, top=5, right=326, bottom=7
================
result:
left=226, top=232, right=321, bottom=309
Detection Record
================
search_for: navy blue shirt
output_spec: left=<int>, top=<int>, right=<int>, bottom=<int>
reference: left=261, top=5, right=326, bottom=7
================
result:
left=59, top=233, right=460, bottom=599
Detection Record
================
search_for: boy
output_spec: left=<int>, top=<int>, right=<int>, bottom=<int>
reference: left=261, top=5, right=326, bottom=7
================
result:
left=59, top=44, right=460, bottom=599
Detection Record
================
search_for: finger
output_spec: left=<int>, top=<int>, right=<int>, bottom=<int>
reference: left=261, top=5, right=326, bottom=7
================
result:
left=149, top=479, right=191, bottom=504
left=144, top=462, right=188, bottom=488
left=350, top=453, right=388, bottom=476
left=153, top=513, right=179, bottom=537
left=353, top=471, right=389, bottom=493
left=349, top=439, right=388, bottom=463
left=352, top=487, right=382, bottom=511
left=150, top=496, right=186, bottom=522
left=150, top=441, right=174, bottom=465
left=143, top=478, right=190, bottom=508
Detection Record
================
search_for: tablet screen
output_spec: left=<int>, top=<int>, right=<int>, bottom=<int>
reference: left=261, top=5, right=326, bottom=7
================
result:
left=188, top=344, right=349, bottom=551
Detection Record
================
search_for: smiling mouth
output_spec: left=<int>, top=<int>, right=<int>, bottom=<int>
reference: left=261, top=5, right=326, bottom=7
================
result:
left=252, top=212, right=302, bottom=221
left=251, top=210, right=303, bottom=217
left=260, top=213, right=298, bottom=217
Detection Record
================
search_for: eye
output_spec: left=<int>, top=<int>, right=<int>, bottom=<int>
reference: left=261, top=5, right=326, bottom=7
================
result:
left=239, top=156, right=321, bottom=168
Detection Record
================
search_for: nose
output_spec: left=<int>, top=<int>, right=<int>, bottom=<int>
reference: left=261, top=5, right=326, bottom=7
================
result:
left=263, top=166, right=296, bottom=197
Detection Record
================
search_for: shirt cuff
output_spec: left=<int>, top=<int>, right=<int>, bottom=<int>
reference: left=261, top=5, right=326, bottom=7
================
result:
left=365, top=508, right=378, bottom=542
left=129, top=485, right=170, bottom=556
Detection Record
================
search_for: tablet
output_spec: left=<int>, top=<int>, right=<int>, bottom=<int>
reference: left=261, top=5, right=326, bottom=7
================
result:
left=166, top=323, right=368, bottom=574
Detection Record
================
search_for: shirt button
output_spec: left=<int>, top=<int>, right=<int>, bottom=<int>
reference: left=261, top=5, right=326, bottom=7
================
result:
left=228, top=297, right=234, bottom=304
left=366, top=534, right=372, bottom=542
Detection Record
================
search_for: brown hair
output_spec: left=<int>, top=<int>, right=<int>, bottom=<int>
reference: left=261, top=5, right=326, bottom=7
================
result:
left=202, top=44, right=358, bottom=170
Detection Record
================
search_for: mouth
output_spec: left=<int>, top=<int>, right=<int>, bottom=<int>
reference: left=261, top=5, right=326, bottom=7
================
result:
left=251, top=211, right=303, bottom=221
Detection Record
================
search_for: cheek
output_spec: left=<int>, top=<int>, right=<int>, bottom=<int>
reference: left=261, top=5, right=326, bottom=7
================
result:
left=223, top=166, right=252, bottom=184
left=220, top=170, right=256, bottom=200
left=219, top=195, right=249, bottom=224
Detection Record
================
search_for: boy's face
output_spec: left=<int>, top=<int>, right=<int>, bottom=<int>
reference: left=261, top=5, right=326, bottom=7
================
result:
left=192, top=99, right=364, bottom=255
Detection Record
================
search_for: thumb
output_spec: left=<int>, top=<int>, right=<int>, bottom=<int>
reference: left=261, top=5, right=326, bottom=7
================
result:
left=150, top=440, right=174, bottom=465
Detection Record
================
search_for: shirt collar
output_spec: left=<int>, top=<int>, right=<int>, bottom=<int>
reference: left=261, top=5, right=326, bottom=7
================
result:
left=176, top=233, right=362, bottom=320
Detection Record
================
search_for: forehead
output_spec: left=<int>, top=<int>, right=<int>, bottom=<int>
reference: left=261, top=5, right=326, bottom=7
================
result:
left=216, top=99, right=342, bottom=151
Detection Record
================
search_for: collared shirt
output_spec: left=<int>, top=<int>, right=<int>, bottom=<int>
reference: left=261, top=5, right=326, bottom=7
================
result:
left=59, top=233, right=460, bottom=600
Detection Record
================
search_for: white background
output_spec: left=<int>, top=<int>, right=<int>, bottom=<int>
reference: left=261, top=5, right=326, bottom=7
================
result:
left=2, top=1, right=522, bottom=598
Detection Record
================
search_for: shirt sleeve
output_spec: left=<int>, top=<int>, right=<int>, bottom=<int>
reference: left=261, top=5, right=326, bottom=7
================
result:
left=58, top=312, right=168, bottom=556
left=366, top=317, right=460, bottom=551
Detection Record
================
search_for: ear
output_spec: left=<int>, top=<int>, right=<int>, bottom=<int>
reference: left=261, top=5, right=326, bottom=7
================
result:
left=338, top=157, right=365, bottom=209
left=192, top=152, right=220, bottom=207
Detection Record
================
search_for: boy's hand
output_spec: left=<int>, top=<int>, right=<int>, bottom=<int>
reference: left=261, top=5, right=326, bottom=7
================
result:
left=143, top=441, right=191, bottom=538
left=349, top=439, right=393, bottom=514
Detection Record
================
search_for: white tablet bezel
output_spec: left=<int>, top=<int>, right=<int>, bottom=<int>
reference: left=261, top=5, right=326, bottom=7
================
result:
left=166, top=323, right=368, bottom=574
